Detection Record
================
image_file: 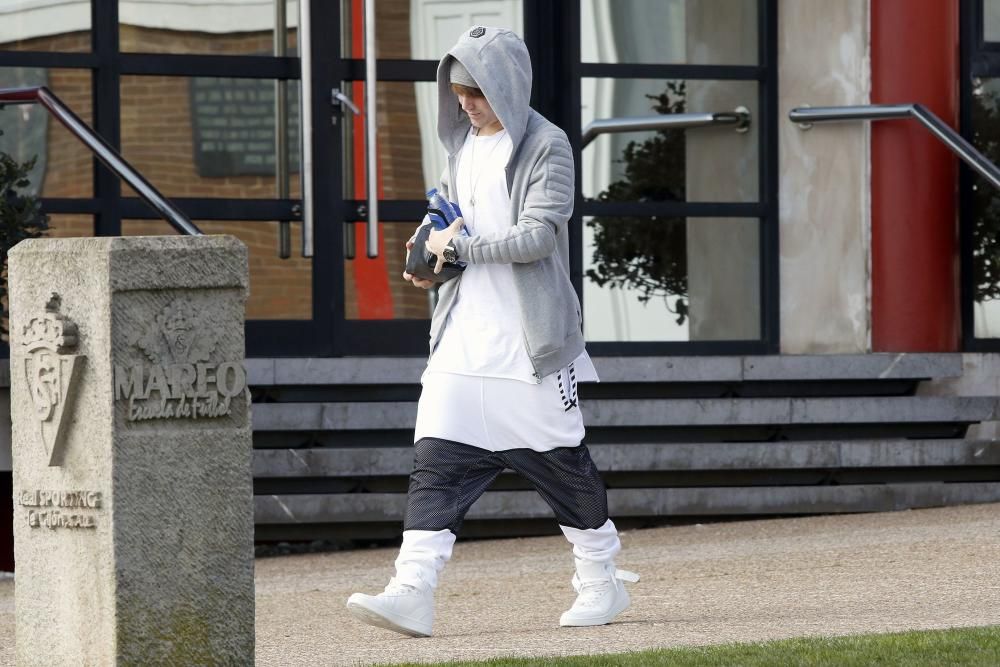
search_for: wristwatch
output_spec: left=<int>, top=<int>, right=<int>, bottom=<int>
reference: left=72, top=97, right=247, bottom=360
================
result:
left=442, top=242, right=459, bottom=264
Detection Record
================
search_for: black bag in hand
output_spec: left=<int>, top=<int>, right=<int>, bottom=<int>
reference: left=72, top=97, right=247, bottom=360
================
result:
left=404, top=224, right=465, bottom=283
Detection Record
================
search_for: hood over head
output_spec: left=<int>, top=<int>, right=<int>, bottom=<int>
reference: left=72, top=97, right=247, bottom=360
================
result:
left=437, top=26, right=532, bottom=156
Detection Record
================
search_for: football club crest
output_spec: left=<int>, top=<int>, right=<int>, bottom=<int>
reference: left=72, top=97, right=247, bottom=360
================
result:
left=136, top=298, right=216, bottom=366
left=19, top=294, right=84, bottom=466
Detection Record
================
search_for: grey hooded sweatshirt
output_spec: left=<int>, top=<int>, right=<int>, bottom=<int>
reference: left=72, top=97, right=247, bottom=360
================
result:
left=429, top=26, right=583, bottom=382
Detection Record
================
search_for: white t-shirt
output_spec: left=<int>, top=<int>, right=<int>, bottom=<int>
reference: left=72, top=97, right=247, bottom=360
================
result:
left=425, top=127, right=597, bottom=385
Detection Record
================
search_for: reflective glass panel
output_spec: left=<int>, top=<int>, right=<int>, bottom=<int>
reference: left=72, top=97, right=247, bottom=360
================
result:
left=344, top=222, right=430, bottom=320
left=987, top=0, right=1000, bottom=41
left=0, top=1, right=91, bottom=52
left=581, top=0, right=756, bottom=65
left=0, top=67, right=93, bottom=197
left=583, top=217, right=760, bottom=341
left=122, top=219, right=312, bottom=320
left=969, top=77, right=1000, bottom=336
left=342, top=0, right=523, bottom=59
left=342, top=81, right=440, bottom=200
left=120, top=75, right=301, bottom=199
left=119, top=1, right=297, bottom=55
left=581, top=78, right=758, bottom=202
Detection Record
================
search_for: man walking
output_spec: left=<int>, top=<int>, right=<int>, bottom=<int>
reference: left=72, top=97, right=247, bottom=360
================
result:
left=347, top=25, right=637, bottom=638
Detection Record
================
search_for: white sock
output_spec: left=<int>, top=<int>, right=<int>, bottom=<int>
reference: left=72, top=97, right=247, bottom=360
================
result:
left=393, top=529, right=457, bottom=590
left=559, top=519, right=621, bottom=563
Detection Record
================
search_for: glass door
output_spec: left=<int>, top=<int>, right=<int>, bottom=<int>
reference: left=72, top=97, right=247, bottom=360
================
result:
left=571, top=0, right=777, bottom=355
left=0, top=0, right=777, bottom=358
left=328, top=0, right=525, bottom=355
left=325, top=0, right=776, bottom=356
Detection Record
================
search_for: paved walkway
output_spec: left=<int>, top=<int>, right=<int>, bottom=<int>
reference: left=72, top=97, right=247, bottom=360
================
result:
left=2, top=503, right=1000, bottom=665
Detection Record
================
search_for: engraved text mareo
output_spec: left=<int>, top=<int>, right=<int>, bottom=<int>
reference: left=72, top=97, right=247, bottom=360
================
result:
left=114, top=362, right=246, bottom=422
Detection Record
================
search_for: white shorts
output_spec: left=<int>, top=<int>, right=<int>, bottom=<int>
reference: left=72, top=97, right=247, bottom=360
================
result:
left=414, top=370, right=585, bottom=452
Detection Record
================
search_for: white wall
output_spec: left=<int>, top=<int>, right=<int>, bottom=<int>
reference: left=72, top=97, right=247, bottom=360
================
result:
left=778, top=0, right=871, bottom=353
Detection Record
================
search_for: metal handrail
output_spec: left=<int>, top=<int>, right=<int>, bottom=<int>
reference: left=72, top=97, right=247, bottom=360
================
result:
left=581, top=106, right=751, bottom=149
left=0, top=86, right=202, bottom=236
left=789, top=103, right=1000, bottom=190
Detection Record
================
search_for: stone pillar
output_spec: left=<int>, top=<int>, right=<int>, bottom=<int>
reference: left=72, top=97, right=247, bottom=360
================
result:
left=9, top=236, right=252, bottom=666
left=778, top=0, right=870, bottom=353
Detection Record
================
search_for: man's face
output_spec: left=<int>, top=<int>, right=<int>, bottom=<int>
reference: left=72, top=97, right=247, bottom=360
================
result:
left=457, top=91, right=500, bottom=131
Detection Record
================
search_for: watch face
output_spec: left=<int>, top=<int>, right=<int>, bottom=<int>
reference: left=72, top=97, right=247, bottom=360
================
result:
left=443, top=246, right=458, bottom=263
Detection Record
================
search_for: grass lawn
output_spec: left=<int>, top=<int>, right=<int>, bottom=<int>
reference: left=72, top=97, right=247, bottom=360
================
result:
left=386, top=625, right=1000, bottom=666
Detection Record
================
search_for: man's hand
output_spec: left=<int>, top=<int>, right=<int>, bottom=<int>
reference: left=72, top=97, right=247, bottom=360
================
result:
left=402, top=239, right=435, bottom=289
left=425, top=217, right=465, bottom=274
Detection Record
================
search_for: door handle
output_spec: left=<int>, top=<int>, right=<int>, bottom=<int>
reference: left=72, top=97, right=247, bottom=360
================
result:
left=332, top=88, right=361, bottom=116
left=275, top=0, right=291, bottom=259
left=581, top=106, right=752, bottom=148
left=298, top=0, right=314, bottom=258
left=342, top=7, right=378, bottom=260
left=364, top=0, right=379, bottom=259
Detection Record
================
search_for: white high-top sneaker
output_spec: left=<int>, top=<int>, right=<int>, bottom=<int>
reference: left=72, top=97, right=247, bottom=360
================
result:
left=559, top=558, right=639, bottom=627
left=347, top=578, right=435, bottom=637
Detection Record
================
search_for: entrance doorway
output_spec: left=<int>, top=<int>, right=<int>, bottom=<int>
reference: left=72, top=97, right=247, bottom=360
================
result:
left=0, top=0, right=776, bottom=357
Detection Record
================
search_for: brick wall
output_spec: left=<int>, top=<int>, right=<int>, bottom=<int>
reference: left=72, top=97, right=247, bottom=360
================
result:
left=46, top=214, right=93, bottom=239
left=373, top=0, right=436, bottom=320
left=41, top=67, right=93, bottom=198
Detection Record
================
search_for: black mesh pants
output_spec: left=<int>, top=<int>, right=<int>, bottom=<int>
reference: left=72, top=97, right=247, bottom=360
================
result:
left=403, top=437, right=609, bottom=533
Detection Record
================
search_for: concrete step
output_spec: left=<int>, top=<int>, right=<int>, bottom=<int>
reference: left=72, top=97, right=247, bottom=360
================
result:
left=245, top=353, right=962, bottom=386
left=254, top=482, right=1000, bottom=523
left=244, top=354, right=991, bottom=534
left=250, top=396, right=999, bottom=432
left=253, top=439, right=1000, bottom=478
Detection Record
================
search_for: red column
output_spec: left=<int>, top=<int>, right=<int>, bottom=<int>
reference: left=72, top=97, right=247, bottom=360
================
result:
left=349, top=0, right=394, bottom=320
left=871, top=0, right=960, bottom=351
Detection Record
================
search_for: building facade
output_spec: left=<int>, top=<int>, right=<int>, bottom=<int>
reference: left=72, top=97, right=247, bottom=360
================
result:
left=2, top=0, right=1000, bottom=568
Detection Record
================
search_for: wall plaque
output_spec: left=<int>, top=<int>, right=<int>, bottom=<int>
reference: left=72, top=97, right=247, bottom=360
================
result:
left=190, top=76, right=301, bottom=177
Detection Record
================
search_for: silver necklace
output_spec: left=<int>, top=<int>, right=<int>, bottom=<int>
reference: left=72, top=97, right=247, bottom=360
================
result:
left=467, top=128, right=507, bottom=210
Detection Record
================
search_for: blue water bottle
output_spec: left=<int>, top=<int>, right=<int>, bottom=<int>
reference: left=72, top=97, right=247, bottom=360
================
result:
left=426, top=188, right=468, bottom=235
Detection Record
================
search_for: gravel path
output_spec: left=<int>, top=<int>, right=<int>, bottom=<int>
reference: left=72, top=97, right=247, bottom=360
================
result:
left=2, top=503, right=999, bottom=666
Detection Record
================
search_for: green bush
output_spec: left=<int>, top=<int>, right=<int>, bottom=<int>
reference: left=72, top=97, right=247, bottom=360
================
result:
left=0, top=129, right=50, bottom=339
